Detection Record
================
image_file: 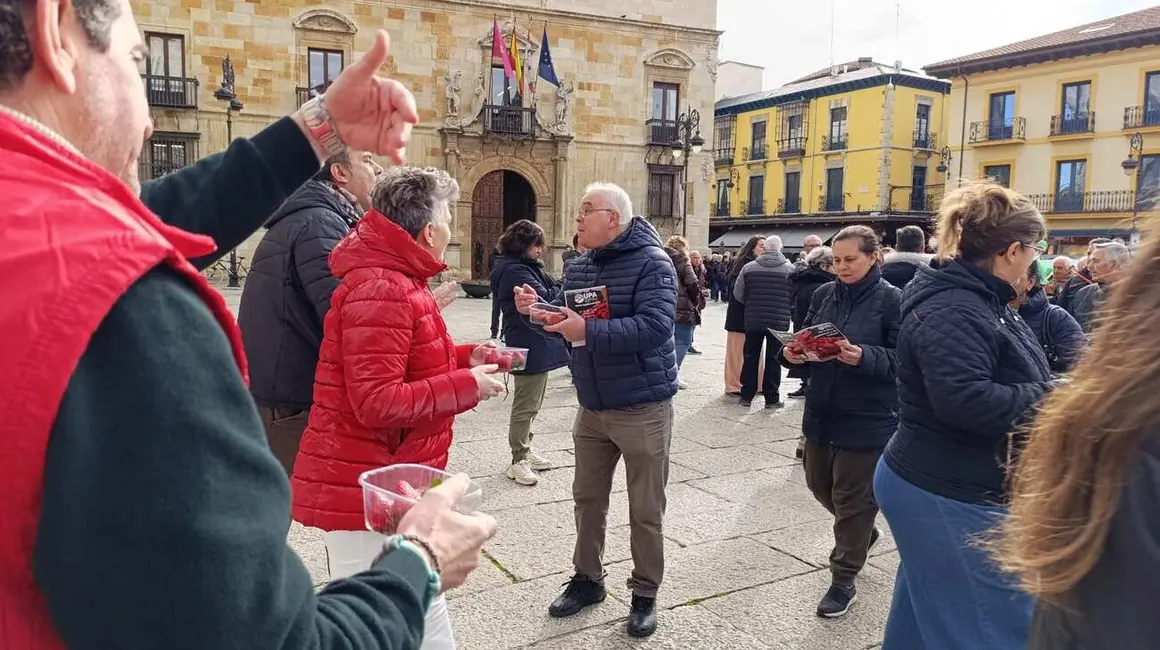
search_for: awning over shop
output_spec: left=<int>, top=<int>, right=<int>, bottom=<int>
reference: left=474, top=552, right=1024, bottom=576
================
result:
left=709, top=226, right=841, bottom=249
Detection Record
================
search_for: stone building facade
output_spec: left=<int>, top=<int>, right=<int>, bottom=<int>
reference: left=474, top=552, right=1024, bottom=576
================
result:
left=132, top=0, right=720, bottom=277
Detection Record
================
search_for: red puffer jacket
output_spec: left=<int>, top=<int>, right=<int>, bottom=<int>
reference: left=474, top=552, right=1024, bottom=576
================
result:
left=291, top=210, right=480, bottom=531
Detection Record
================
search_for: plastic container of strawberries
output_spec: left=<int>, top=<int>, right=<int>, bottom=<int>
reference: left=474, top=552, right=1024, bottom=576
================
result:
left=359, top=464, right=483, bottom=535
left=469, top=343, right=530, bottom=372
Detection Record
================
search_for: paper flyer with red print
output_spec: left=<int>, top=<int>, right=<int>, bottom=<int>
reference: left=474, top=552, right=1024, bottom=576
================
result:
left=564, top=286, right=610, bottom=320
left=771, top=323, right=848, bottom=362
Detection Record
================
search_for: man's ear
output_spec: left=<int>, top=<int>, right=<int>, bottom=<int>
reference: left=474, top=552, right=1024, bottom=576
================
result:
left=330, top=163, right=351, bottom=184
left=31, top=0, right=82, bottom=94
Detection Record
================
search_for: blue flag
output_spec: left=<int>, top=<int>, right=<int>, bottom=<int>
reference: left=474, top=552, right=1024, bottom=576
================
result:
left=537, top=25, right=560, bottom=87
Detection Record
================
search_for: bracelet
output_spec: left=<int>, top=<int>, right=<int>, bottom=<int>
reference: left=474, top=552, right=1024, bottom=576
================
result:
left=399, top=534, right=442, bottom=575
left=377, top=535, right=442, bottom=598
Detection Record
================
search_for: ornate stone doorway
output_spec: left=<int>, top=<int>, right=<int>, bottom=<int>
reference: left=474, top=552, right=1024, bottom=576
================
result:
left=470, top=169, right=536, bottom=279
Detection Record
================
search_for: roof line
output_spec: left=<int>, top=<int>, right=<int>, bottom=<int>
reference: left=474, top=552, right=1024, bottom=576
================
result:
left=714, top=73, right=949, bottom=116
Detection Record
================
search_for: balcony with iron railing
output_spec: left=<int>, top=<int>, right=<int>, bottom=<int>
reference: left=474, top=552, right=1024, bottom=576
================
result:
left=821, top=134, right=847, bottom=152
left=713, top=203, right=731, bottom=217
left=777, top=136, right=806, bottom=158
left=1050, top=112, right=1096, bottom=136
left=484, top=105, right=536, bottom=136
left=646, top=118, right=678, bottom=146
left=777, top=197, right=801, bottom=214
left=142, top=74, right=198, bottom=109
left=296, top=87, right=312, bottom=107
left=819, top=194, right=845, bottom=212
left=914, top=129, right=937, bottom=150
left=907, top=192, right=937, bottom=212
left=1124, top=105, right=1160, bottom=130
left=968, top=117, right=1027, bottom=144
left=1027, top=190, right=1136, bottom=214
left=714, top=148, right=734, bottom=166
left=138, top=135, right=199, bottom=181
left=748, top=142, right=767, bottom=161
left=747, top=199, right=764, bottom=215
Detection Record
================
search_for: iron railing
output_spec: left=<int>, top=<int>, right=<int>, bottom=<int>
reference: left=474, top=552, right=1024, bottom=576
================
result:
left=713, top=203, right=730, bottom=217
left=908, top=192, right=938, bottom=212
left=1050, top=112, right=1096, bottom=136
left=748, top=142, right=767, bottom=160
left=1124, top=105, right=1160, bottom=130
left=969, top=117, right=1027, bottom=143
left=646, top=118, right=678, bottom=146
left=822, top=134, right=847, bottom=151
left=747, top=199, right=764, bottom=215
left=483, top=105, right=535, bottom=136
left=138, top=133, right=198, bottom=181
left=1027, top=190, right=1136, bottom=214
left=819, top=194, right=845, bottom=212
left=914, top=129, right=937, bottom=150
left=777, top=197, right=801, bottom=214
left=714, top=148, right=734, bottom=166
left=296, top=87, right=313, bottom=107
left=777, top=136, right=806, bottom=158
left=142, top=74, right=198, bottom=109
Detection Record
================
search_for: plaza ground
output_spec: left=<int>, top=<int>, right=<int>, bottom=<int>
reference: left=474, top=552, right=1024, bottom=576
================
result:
left=219, top=286, right=894, bottom=649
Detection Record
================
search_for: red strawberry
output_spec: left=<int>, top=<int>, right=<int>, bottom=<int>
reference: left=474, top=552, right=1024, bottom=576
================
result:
left=395, top=480, right=424, bottom=501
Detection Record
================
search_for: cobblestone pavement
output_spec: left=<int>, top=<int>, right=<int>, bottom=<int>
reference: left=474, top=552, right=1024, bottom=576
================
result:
left=220, top=286, right=892, bottom=649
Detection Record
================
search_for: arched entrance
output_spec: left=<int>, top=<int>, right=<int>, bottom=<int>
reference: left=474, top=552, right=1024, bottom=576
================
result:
left=470, top=169, right=536, bottom=279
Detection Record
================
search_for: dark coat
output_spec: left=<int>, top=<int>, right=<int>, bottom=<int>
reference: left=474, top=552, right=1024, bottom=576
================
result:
left=552, top=217, right=678, bottom=411
left=238, top=179, right=360, bottom=411
left=735, top=251, right=795, bottom=332
left=724, top=257, right=751, bottom=333
left=667, top=247, right=705, bottom=325
left=881, top=251, right=932, bottom=289
left=788, top=265, right=838, bottom=379
left=489, top=254, right=570, bottom=375
left=783, top=266, right=901, bottom=450
left=884, top=259, right=1053, bottom=505
left=1056, top=272, right=1092, bottom=313
left=1018, top=287, right=1086, bottom=373
left=1070, top=282, right=1107, bottom=334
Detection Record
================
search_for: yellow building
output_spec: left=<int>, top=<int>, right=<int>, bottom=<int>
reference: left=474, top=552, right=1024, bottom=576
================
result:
left=925, top=6, right=1160, bottom=253
left=709, top=59, right=951, bottom=250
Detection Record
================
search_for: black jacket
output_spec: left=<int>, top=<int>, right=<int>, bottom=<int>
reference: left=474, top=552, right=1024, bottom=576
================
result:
left=884, top=259, right=1053, bottom=505
left=1018, top=287, right=1086, bottom=373
left=735, top=251, right=795, bottom=332
left=1056, top=272, right=1092, bottom=313
left=1029, top=436, right=1160, bottom=650
left=489, top=254, right=570, bottom=375
left=784, top=266, right=901, bottom=449
left=35, top=118, right=432, bottom=649
left=880, top=251, right=932, bottom=289
left=238, top=179, right=361, bottom=411
left=791, top=266, right=836, bottom=330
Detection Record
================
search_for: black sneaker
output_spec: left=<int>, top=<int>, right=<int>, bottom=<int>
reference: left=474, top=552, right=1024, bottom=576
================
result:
left=627, top=595, right=658, bottom=637
left=787, top=387, right=807, bottom=399
left=739, top=398, right=753, bottom=407
left=868, top=526, right=882, bottom=553
left=687, top=346, right=703, bottom=355
left=765, top=399, right=784, bottom=409
left=817, top=583, right=857, bottom=618
left=548, top=574, right=606, bottom=618
left=795, top=439, right=804, bottom=459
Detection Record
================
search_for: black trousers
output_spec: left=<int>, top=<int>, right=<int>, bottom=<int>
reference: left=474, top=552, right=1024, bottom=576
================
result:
left=740, top=330, right=782, bottom=402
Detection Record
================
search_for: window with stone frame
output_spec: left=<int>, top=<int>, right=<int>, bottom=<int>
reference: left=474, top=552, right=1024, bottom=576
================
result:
left=139, top=132, right=199, bottom=181
left=308, top=48, right=344, bottom=94
left=647, top=164, right=681, bottom=219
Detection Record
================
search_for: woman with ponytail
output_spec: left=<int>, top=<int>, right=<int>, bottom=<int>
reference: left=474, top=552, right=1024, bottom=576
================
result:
left=874, top=181, right=1052, bottom=649
left=723, top=235, right=766, bottom=395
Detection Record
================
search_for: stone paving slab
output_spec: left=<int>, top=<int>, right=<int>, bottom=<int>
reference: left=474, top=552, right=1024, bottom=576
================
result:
left=520, top=603, right=774, bottom=649
left=485, top=524, right=682, bottom=583
left=750, top=517, right=898, bottom=569
left=669, top=445, right=800, bottom=476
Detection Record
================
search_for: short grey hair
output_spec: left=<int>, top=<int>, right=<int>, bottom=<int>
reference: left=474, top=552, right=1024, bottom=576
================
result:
left=0, top=0, right=120, bottom=91
left=764, top=235, right=784, bottom=252
left=370, top=167, right=459, bottom=238
left=583, top=182, right=633, bottom=226
left=1094, top=241, right=1131, bottom=267
left=806, top=245, right=833, bottom=269
left=1052, top=256, right=1076, bottom=268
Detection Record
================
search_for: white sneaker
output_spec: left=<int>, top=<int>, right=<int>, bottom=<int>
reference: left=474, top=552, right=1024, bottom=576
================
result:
left=677, top=378, right=689, bottom=390
left=507, top=460, right=539, bottom=485
left=526, top=449, right=554, bottom=471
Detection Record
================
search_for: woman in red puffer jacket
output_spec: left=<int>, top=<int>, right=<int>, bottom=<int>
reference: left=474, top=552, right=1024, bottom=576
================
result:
left=292, top=166, right=504, bottom=650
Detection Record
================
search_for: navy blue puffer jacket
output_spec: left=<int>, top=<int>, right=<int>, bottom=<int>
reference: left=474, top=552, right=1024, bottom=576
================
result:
left=786, top=266, right=901, bottom=450
left=884, top=258, right=1053, bottom=505
left=490, top=254, right=570, bottom=375
left=1018, top=287, right=1086, bottom=374
left=555, top=217, right=678, bottom=410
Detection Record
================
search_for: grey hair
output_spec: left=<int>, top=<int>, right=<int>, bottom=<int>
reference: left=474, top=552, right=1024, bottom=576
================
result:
left=583, top=182, right=633, bottom=226
left=764, top=235, right=784, bottom=252
left=370, top=166, right=459, bottom=238
left=806, top=245, right=834, bottom=269
left=1094, top=241, right=1131, bottom=267
left=0, top=0, right=120, bottom=92
left=1051, top=256, right=1076, bottom=268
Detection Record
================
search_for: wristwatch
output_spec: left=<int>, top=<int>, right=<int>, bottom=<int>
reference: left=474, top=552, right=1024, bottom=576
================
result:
left=300, top=95, right=346, bottom=158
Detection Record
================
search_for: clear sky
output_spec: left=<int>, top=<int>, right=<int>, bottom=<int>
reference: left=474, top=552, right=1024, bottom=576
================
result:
left=716, top=0, right=1160, bottom=88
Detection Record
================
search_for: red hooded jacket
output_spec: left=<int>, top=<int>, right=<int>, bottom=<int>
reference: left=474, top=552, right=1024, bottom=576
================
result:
left=291, top=210, right=480, bottom=531
left=0, top=111, right=246, bottom=648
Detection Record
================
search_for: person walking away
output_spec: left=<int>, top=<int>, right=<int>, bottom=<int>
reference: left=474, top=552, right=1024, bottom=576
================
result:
left=514, top=183, right=677, bottom=638
left=723, top=252, right=736, bottom=301
left=489, top=243, right=503, bottom=338
left=1071, top=241, right=1130, bottom=334
left=665, top=235, right=705, bottom=387
left=687, top=249, right=708, bottom=354
left=238, top=150, right=382, bottom=476
left=490, top=220, right=570, bottom=486
left=292, top=167, right=506, bottom=650
left=723, top=237, right=765, bottom=395
left=787, top=246, right=836, bottom=401
left=881, top=225, right=931, bottom=289
left=783, top=226, right=901, bottom=617
left=996, top=226, right=1160, bottom=650
left=0, top=8, right=498, bottom=647
left=1011, top=262, right=1086, bottom=374
left=875, top=181, right=1052, bottom=650
left=707, top=253, right=724, bottom=302
left=734, top=235, right=795, bottom=408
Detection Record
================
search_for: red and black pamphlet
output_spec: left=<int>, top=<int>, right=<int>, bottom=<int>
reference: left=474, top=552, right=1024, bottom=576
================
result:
left=565, top=286, right=610, bottom=320
left=771, top=323, right=848, bottom=362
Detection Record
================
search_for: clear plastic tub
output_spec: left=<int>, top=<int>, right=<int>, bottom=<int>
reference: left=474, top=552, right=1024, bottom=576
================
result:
left=359, top=464, right=483, bottom=535
left=470, top=343, right=529, bottom=372
left=529, top=302, right=566, bottom=327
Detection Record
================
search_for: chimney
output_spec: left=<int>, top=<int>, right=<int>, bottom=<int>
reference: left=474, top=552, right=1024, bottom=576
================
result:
left=830, top=65, right=839, bottom=77
left=894, top=60, right=903, bottom=73
left=857, top=56, right=873, bottom=64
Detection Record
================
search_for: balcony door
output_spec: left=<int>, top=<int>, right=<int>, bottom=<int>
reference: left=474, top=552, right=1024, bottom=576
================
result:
left=910, top=166, right=927, bottom=211
left=747, top=175, right=764, bottom=215
left=783, top=171, right=801, bottom=213
left=915, top=104, right=931, bottom=148
left=828, top=107, right=848, bottom=150
left=144, top=33, right=186, bottom=105
left=1138, top=154, right=1160, bottom=210
left=1055, top=160, right=1086, bottom=212
left=1060, top=82, right=1091, bottom=133
left=824, top=168, right=844, bottom=211
left=716, top=179, right=730, bottom=215
left=988, top=92, right=1015, bottom=139
left=983, top=164, right=1011, bottom=188
left=649, top=82, right=679, bottom=144
left=308, top=49, right=343, bottom=95
left=1145, top=72, right=1160, bottom=127
left=750, top=121, right=767, bottom=160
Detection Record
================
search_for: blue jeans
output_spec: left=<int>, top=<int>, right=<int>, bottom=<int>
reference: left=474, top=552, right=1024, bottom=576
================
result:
left=674, top=323, right=695, bottom=369
left=874, top=459, right=1032, bottom=650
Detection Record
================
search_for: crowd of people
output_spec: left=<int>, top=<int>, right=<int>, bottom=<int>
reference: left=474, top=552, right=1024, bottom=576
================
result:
left=2, top=0, right=1155, bottom=648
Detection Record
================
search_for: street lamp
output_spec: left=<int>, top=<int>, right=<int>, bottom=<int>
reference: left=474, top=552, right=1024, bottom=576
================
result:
left=670, top=108, right=704, bottom=237
left=936, top=145, right=952, bottom=176
left=214, top=55, right=245, bottom=287
left=1122, top=132, right=1144, bottom=245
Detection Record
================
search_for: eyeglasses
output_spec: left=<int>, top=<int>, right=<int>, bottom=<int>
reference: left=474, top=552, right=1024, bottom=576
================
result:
left=576, top=207, right=614, bottom=219
left=1020, top=243, right=1043, bottom=259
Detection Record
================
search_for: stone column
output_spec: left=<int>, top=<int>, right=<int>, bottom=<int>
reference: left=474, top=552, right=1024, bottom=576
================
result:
left=441, top=129, right=464, bottom=279
left=552, top=135, right=572, bottom=245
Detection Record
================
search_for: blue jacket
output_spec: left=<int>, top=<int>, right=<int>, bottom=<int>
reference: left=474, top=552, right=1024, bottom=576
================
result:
left=785, top=266, right=901, bottom=450
left=553, top=217, right=678, bottom=410
left=884, top=259, right=1053, bottom=505
left=735, top=251, right=795, bottom=332
left=489, top=254, right=570, bottom=375
left=1018, top=287, right=1086, bottom=374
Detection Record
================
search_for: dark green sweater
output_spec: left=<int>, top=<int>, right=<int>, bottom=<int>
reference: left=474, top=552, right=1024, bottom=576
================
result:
left=31, top=119, right=433, bottom=649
